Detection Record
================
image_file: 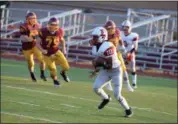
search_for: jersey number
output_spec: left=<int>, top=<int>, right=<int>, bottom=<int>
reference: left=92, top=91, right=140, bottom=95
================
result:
left=46, top=37, right=58, bottom=48
left=104, top=47, right=114, bottom=56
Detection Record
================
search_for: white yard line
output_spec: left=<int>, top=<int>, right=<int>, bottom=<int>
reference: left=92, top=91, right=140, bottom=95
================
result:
left=60, top=103, right=80, bottom=108
left=3, top=85, right=177, bottom=117
left=1, top=111, right=62, bottom=123
left=2, top=99, right=79, bottom=111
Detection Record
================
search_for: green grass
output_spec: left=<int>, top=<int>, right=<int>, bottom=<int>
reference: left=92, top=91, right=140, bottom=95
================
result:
left=1, top=58, right=177, bottom=123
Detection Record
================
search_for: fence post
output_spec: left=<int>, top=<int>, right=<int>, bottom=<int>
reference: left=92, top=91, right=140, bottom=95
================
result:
left=81, top=14, right=86, bottom=36
left=148, top=22, right=153, bottom=47
left=127, top=8, right=132, bottom=21
left=5, top=9, right=9, bottom=35
left=106, top=16, right=109, bottom=22
left=47, top=12, right=51, bottom=17
left=164, top=19, right=169, bottom=44
left=73, top=13, right=77, bottom=35
left=170, top=19, right=175, bottom=43
left=0, top=6, right=6, bottom=30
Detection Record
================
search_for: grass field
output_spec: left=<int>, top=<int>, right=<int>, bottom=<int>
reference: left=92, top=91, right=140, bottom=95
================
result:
left=1, top=58, right=177, bottom=123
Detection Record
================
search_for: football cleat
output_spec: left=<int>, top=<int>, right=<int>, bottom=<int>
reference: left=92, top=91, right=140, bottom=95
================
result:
left=132, top=83, right=137, bottom=89
left=98, top=95, right=111, bottom=110
left=53, top=80, right=60, bottom=87
left=127, top=84, right=134, bottom=92
left=60, top=71, right=70, bottom=82
left=125, top=107, right=133, bottom=118
left=40, top=74, right=47, bottom=81
left=30, top=72, right=37, bottom=82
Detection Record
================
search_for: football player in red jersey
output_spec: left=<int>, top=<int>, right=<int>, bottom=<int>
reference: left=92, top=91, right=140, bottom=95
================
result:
left=19, top=12, right=47, bottom=82
left=36, top=17, right=70, bottom=86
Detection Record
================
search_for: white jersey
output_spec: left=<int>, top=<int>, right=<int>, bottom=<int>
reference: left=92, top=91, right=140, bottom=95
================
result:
left=121, top=32, right=139, bottom=52
left=91, top=41, right=120, bottom=69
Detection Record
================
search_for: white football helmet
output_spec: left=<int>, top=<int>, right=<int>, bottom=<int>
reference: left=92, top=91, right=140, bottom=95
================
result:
left=91, top=27, right=108, bottom=44
left=121, top=20, right=132, bottom=33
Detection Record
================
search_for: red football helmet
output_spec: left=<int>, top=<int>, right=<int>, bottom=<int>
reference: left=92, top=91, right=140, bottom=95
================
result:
left=47, top=17, right=59, bottom=33
left=26, top=12, right=37, bottom=25
left=104, top=20, right=116, bottom=35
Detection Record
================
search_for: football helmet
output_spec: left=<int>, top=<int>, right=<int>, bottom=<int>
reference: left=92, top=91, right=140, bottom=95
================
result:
left=26, top=12, right=37, bottom=25
left=104, top=20, right=116, bottom=35
left=91, top=27, right=108, bottom=45
left=121, top=20, right=132, bottom=34
left=47, top=17, right=59, bottom=33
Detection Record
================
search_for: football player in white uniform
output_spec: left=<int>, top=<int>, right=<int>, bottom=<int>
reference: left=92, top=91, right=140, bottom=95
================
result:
left=89, top=27, right=133, bottom=117
left=121, top=20, right=139, bottom=88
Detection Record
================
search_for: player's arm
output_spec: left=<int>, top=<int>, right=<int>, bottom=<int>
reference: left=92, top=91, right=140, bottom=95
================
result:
left=19, top=25, right=34, bottom=42
left=130, top=35, right=139, bottom=54
left=118, top=39, right=127, bottom=55
left=36, top=31, right=47, bottom=54
left=60, top=37, right=67, bottom=55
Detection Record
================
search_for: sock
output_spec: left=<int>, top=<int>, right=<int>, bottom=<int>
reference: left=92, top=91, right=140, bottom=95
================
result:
left=30, top=72, right=34, bottom=76
left=123, top=71, right=130, bottom=85
left=41, top=70, right=44, bottom=76
left=119, top=97, right=130, bottom=110
left=131, top=72, right=137, bottom=85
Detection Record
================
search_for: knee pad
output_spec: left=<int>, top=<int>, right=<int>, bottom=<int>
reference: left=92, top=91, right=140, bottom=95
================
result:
left=131, top=72, right=136, bottom=75
left=61, top=63, right=70, bottom=71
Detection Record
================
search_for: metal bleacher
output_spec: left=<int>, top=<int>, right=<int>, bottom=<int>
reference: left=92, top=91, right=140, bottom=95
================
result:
left=0, top=7, right=177, bottom=74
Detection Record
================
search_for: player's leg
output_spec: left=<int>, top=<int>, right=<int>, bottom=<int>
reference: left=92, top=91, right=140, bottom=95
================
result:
left=118, top=52, right=133, bottom=92
left=55, top=50, right=70, bottom=82
left=93, top=70, right=111, bottom=109
left=23, top=49, right=37, bottom=82
left=43, top=55, right=60, bottom=86
left=111, top=67, right=133, bottom=117
left=130, top=53, right=137, bottom=88
left=33, top=47, right=47, bottom=81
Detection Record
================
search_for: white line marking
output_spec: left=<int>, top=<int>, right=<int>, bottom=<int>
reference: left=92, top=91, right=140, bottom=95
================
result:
left=2, top=99, right=79, bottom=111
left=132, top=106, right=151, bottom=111
left=60, top=103, right=80, bottom=108
left=46, top=107, right=61, bottom=111
left=1, top=111, right=62, bottom=123
left=2, top=99, right=40, bottom=107
left=3, top=85, right=177, bottom=117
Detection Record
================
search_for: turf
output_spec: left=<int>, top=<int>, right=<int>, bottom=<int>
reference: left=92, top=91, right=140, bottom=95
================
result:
left=1, top=58, right=177, bottom=123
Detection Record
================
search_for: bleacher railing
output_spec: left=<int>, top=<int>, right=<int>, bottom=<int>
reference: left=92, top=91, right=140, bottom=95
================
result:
left=159, top=41, right=178, bottom=70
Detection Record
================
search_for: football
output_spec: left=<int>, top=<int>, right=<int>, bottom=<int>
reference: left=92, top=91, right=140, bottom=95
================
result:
left=92, top=57, right=107, bottom=68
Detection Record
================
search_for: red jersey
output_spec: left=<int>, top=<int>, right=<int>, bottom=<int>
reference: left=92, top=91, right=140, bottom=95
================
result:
left=39, top=27, right=64, bottom=56
left=19, top=22, right=41, bottom=50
